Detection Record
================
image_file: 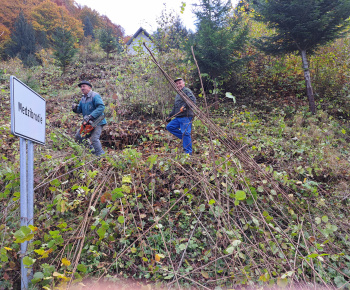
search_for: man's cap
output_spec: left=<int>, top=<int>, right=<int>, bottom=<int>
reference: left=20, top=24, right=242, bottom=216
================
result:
left=174, top=78, right=183, bottom=82
left=78, top=80, right=92, bottom=88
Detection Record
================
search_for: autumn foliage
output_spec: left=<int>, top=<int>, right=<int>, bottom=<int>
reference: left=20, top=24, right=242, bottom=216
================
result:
left=0, top=0, right=124, bottom=57
left=30, top=1, right=83, bottom=43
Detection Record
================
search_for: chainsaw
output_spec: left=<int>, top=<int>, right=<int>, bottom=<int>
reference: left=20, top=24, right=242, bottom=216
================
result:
left=165, top=106, right=186, bottom=123
left=80, top=114, right=105, bottom=137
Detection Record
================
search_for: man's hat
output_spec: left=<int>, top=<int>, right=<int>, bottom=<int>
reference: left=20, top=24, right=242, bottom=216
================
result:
left=78, top=80, right=92, bottom=88
left=174, top=78, right=183, bottom=82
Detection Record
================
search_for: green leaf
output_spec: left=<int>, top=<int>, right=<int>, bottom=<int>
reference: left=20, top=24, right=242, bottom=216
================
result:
left=259, top=272, right=270, bottom=282
left=225, top=92, right=236, bottom=103
left=118, top=216, right=125, bottom=224
left=225, top=246, right=234, bottom=254
left=235, top=190, right=246, bottom=200
left=50, top=179, right=61, bottom=187
left=122, top=184, right=131, bottom=193
left=246, top=198, right=254, bottom=205
left=164, top=273, right=174, bottom=279
left=97, top=227, right=107, bottom=240
left=208, top=199, right=216, bottom=205
left=198, top=204, right=206, bottom=212
left=34, top=249, right=45, bottom=256
left=12, top=192, right=20, bottom=201
left=232, top=240, right=242, bottom=247
left=77, top=264, right=87, bottom=273
left=14, top=226, right=34, bottom=243
left=122, top=175, right=132, bottom=184
left=112, top=188, right=124, bottom=201
left=31, top=271, right=44, bottom=283
left=334, top=276, right=346, bottom=288
left=322, top=216, right=328, bottom=223
left=57, top=222, right=67, bottom=229
left=41, top=263, right=55, bottom=276
left=23, top=256, right=36, bottom=266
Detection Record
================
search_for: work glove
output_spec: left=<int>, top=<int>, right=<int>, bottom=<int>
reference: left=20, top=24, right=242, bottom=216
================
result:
left=180, top=106, right=186, bottom=112
left=72, top=103, right=78, bottom=112
left=166, top=116, right=171, bottom=123
left=83, top=115, right=92, bottom=123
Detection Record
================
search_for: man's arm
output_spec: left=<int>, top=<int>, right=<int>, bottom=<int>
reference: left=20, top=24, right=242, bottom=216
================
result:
left=183, top=88, right=196, bottom=109
left=90, top=94, right=105, bottom=119
left=72, top=101, right=82, bottom=114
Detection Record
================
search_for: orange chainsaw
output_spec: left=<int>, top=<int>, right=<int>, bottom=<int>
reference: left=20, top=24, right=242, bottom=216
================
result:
left=80, top=114, right=105, bottom=137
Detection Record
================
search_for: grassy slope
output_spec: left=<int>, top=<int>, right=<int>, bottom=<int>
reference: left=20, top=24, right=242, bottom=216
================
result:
left=0, top=54, right=350, bottom=289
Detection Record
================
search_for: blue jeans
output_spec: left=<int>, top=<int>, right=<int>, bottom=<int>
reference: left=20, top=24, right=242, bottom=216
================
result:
left=75, top=125, right=105, bottom=156
left=166, top=117, right=193, bottom=154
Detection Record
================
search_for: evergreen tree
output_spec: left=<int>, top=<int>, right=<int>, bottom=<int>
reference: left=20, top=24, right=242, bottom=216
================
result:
left=83, top=15, right=94, bottom=38
left=251, top=0, right=350, bottom=114
left=52, top=27, right=77, bottom=74
left=5, top=11, right=37, bottom=66
left=192, top=0, right=248, bottom=102
left=98, top=27, right=121, bottom=59
left=36, top=30, right=48, bottom=49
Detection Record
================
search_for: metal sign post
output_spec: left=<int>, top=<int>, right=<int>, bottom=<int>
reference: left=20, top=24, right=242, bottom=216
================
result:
left=10, top=76, right=45, bottom=289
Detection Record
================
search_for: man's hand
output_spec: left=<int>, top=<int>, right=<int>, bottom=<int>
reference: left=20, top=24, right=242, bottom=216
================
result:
left=83, top=115, right=92, bottom=122
left=72, top=103, right=78, bottom=112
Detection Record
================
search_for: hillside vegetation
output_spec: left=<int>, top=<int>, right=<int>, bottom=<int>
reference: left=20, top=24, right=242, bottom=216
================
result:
left=1, top=1, right=350, bottom=289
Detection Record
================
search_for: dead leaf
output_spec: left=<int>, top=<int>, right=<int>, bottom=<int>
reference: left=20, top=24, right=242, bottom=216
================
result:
left=155, top=253, right=165, bottom=262
left=201, top=270, right=209, bottom=279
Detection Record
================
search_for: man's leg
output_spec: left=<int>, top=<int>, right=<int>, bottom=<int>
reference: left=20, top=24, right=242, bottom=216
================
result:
left=166, top=118, right=183, bottom=139
left=90, top=125, right=105, bottom=156
left=179, top=117, right=193, bottom=155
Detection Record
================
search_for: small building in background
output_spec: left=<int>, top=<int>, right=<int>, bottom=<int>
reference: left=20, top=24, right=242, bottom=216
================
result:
left=126, top=27, right=155, bottom=55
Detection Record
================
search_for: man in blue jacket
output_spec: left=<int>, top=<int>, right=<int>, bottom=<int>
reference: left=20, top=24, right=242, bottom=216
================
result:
left=166, top=78, right=196, bottom=155
left=72, top=80, right=106, bottom=156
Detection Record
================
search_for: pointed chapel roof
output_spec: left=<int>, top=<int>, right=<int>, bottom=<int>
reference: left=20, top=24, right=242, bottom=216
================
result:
left=126, top=27, right=152, bottom=45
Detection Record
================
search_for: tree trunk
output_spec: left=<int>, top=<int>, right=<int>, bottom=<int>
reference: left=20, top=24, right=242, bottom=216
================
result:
left=214, top=79, right=219, bottom=110
left=301, top=50, right=316, bottom=114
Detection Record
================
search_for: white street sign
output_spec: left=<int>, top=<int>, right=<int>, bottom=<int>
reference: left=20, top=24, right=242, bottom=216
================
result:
left=10, top=76, right=46, bottom=145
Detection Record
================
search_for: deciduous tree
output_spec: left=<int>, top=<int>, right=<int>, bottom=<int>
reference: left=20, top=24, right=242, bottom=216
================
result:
left=153, top=7, right=189, bottom=52
left=31, top=0, right=83, bottom=44
left=77, top=6, right=103, bottom=30
left=251, top=0, right=350, bottom=114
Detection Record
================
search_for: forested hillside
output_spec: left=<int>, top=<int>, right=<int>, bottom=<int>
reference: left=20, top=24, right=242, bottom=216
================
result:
left=1, top=0, right=350, bottom=289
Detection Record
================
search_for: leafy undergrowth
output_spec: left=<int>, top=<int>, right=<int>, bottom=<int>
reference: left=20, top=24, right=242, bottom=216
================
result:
left=1, top=61, right=350, bottom=289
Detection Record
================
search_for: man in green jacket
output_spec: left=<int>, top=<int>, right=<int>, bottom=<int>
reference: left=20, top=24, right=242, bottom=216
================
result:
left=166, top=78, right=196, bottom=155
left=72, top=80, right=106, bottom=156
